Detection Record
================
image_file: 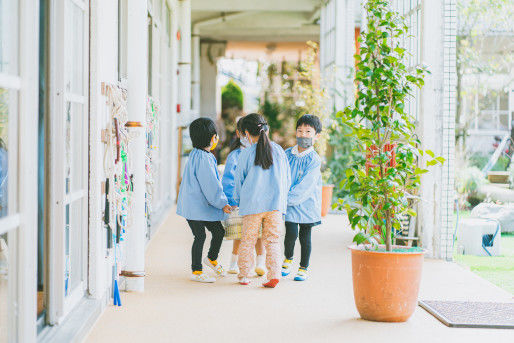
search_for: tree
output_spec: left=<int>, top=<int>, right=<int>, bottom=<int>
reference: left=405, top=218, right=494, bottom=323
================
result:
left=221, top=80, right=243, bottom=111
left=336, top=0, right=443, bottom=251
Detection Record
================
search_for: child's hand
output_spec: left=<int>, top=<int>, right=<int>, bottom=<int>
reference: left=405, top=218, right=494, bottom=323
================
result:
left=223, top=205, right=232, bottom=214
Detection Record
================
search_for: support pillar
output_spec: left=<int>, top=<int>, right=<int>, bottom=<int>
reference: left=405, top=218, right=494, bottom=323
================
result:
left=177, top=0, right=192, bottom=124
left=123, top=0, right=148, bottom=291
left=418, top=0, right=456, bottom=260
left=200, top=42, right=226, bottom=120
left=192, top=29, right=200, bottom=114
left=320, top=0, right=355, bottom=111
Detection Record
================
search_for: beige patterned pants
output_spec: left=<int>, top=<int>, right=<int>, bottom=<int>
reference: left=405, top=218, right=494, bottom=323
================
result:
left=238, top=211, right=283, bottom=280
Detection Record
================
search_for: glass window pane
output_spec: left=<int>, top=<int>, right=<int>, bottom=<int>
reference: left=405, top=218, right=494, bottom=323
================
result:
left=0, top=0, right=19, bottom=74
left=479, top=91, right=497, bottom=111
left=499, top=91, right=508, bottom=111
left=71, top=103, right=85, bottom=193
left=0, top=88, right=17, bottom=218
left=64, top=103, right=71, bottom=194
left=64, top=102, right=85, bottom=193
left=478, top=112, right=495, bottom=130
left=0, top=230, right=18, bottom=343
left=69, top=199, right=84, bottom=293
left=499, top=113, right=509, bottom=130
left=65, top=1, right=84, bottom=94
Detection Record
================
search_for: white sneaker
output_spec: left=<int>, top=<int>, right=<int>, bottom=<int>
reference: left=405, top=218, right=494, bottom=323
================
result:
left=228, top=254, right=239, bottom=274
left=282, top=259, right=292, bottom=276
left=203, top=257, right=226, bottom=276
left=191, top=272, right=216, bottom=283
left=255, top=254, right=266, bottom=277
left=239, top=276, right=250, bottom=285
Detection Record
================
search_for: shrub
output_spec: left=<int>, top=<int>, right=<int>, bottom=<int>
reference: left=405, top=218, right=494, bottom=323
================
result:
left=221, top=80, right=243, bottom=111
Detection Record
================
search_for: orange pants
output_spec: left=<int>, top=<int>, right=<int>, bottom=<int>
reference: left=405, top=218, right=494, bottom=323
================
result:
left=238, top=211, right=283, bottom=280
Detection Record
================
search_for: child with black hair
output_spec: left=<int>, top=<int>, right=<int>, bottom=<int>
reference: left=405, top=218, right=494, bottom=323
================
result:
left=176, top=117, right=232, bottom=283
left=233, top=113, right=291, bottom=288
left=282, top=114, right=322, bottom=281
left=222, top=116, right=266, bottom=276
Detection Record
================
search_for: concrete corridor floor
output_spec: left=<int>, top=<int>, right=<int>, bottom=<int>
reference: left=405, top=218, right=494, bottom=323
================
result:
left=84, top=210, right=513, bottom=343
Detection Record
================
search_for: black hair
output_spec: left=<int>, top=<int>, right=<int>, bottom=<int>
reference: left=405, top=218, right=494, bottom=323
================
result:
left=229, top=116, right=245, bottom=152
left=296, top=114, right=322, bottom=133
left=189, top=117, right=217, bottom=149
left=241, top=113, right=273, bottom=170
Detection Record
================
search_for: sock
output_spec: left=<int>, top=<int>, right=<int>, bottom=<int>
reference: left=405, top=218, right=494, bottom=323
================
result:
left=230, top=254, right=238, bottom=264
left=256, top=254, right=265, bottom=267
left=193, top=271, right=202, bottom=275
left=263, top=279, right=279, bottom=288
left=209, top=258, right=218, bottom=266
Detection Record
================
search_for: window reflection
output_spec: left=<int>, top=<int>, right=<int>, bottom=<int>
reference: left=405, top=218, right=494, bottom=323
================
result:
left=0, top=88, right=8, bottom=218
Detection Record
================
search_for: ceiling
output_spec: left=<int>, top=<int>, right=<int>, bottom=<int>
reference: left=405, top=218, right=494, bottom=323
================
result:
left=191, top=0, right=362, bottom=43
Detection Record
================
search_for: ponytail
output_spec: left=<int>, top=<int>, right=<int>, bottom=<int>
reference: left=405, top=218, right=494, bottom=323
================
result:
left=241, top=113, right=273, bottom=170
left=256, top=129, right=273, bottom=169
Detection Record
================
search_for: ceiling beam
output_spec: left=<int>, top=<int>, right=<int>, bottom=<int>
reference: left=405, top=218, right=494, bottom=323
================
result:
left=191, top=0, right=320, bottom=12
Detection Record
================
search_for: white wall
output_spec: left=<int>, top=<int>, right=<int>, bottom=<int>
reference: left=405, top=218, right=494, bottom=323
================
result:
left=88, top=0, right=120, bottom=300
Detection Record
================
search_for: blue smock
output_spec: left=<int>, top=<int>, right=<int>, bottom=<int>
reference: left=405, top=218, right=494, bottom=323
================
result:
left=234, top=142, right=291, bottom=216
left=176, top=148, right=228, bottom=221
left=222, top=148, right=242, bottom=206
left=285, top=146, right=322, bottom=224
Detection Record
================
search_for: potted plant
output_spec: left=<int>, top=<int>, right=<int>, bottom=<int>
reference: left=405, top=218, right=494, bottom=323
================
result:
left=335, top=0, right=444, bottom=322
left=321, top=168, right=334, bottom=217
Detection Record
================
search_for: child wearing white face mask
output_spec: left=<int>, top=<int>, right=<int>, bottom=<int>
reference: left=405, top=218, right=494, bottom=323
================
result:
left=222, top=116, right=266, bottom=276
left=282, top=114, right=323, bottom=282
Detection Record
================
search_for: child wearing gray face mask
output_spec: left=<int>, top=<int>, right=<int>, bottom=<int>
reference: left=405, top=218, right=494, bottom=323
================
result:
left=282, top=114, right=323, bottom=281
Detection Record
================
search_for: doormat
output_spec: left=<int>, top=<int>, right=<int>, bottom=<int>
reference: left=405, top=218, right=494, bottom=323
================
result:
left=419, top=300, right=514, bottom=329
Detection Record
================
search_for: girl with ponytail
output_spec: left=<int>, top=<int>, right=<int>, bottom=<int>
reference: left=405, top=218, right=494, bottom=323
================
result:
left=222, top=116, right=265, bottom=276
left=233, top=113, right=291, bottom=288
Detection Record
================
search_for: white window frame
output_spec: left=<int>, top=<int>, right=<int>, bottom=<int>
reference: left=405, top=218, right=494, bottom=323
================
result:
left=0, top=0, right=39, bottom=342
left=47, top=0, right=89, bottom=324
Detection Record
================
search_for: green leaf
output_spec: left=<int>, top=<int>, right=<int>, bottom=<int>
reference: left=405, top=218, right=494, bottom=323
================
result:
left=353, top=232, right=370, bottom=245
left=425, top=150, right=435, bottom=158
left=406, top=208, right=417, bottom=217
left=414, top=168, right=429, bottom=175
left=435, top=156, right=446, bottom=164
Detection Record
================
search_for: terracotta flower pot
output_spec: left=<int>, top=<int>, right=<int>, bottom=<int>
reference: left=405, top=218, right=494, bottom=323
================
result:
left=321, top=184, right=334, bottom=217
left=350, top=245, right=424, bottom=322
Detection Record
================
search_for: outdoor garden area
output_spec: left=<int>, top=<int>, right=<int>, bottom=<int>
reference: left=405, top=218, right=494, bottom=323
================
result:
left=216, top=0, right=514, bottom=299
left=451, top=0, right=514, bottom=295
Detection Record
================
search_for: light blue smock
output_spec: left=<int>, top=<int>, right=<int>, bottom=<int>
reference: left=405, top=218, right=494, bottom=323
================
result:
left=234, top=141, right=291, bottom=216
left=285, top=146, right=322, bottom=224
left=176, top=148, right=228, bottom=221
left=222, top=148, right=242, bottom=206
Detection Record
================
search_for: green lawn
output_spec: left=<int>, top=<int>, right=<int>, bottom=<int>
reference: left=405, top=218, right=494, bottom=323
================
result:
left=454, top=211, right=514, bottom=294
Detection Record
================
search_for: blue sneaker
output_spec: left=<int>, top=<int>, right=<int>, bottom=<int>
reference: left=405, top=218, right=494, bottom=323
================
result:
left=281, top=259, right=292, bottom=276
left=294, top=268, right=308, bottom=281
